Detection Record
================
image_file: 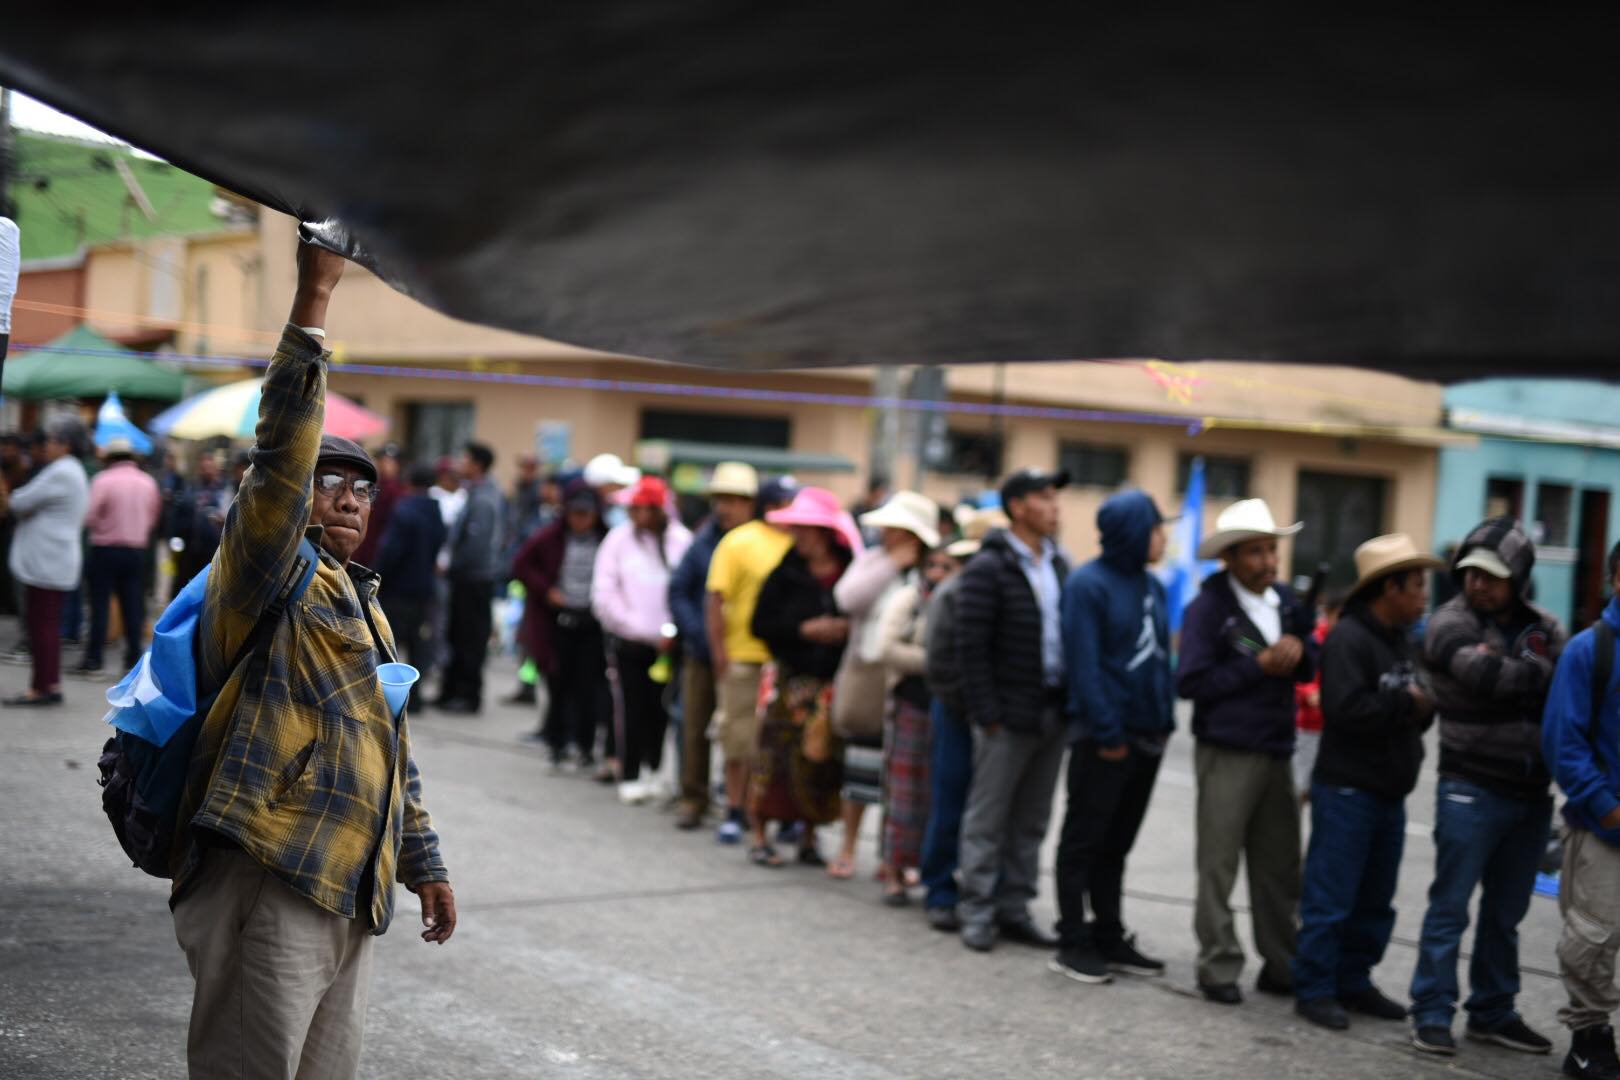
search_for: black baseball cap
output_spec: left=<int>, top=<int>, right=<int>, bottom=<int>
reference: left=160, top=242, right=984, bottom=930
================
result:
left=999, top=468, right=1070, bottom=507
left=315, top=434, right=379, bottom=483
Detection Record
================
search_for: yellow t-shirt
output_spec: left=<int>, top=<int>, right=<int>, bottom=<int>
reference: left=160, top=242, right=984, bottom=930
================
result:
left=706, top=519, right=794, bottom=665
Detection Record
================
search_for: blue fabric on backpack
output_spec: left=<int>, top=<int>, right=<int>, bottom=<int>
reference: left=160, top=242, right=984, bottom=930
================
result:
left=103, top=566, right=213, bottom=747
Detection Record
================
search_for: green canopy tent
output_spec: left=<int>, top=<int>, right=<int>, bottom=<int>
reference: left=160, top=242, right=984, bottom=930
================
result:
left=2, top=324, right=185, bottom=401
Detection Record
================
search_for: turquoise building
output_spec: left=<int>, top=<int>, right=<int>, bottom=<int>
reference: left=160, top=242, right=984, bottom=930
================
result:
left=1437, top=380, right=1620, bottom=631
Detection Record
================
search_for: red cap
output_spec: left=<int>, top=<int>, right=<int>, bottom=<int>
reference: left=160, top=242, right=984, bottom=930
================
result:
left=627, top=475, right=670, bottom=508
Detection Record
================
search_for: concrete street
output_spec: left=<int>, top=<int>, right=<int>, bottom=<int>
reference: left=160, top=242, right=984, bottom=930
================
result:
left=3, top=634, right=1575, bottom=1079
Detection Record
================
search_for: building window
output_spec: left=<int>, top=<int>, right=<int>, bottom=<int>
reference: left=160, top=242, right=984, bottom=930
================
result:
left=1536, top=482, right=1574, bottom=547
left=405, top=401, right=475, bottom=466
left=1485, top=476, right=1525, bottom=522
left=939, top=428, right=1004, bottom=478
left=1059, top=441, right=1130, bottom=489
left=641, top=408, right=790, bottom=448
left=1179, top=453, right=1251, bottom=499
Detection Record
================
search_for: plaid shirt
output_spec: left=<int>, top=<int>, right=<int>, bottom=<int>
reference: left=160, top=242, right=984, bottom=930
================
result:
left=171, top=325, right=448, bottom=933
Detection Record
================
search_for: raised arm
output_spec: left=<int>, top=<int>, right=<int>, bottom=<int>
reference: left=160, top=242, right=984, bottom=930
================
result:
left=207, top=244, right=343, bottom=620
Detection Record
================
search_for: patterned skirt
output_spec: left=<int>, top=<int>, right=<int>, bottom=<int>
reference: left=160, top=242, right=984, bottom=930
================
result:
left=880, top=693, right=933, bottom=870
left=750, top=669, right=844, bottom=826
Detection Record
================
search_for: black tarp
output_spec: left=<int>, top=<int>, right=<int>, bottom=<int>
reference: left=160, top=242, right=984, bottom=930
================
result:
left=2, top=7, right=1617, bottom=378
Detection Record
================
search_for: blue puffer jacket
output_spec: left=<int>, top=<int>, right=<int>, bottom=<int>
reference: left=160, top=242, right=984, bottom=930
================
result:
left=1061, top=490, right=1174, bottom=748
left=1544, top=596, right=1620, bottom=846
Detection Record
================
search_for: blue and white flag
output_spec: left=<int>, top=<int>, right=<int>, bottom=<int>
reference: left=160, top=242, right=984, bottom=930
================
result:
left=1159, top=455, right=1217, bottom=631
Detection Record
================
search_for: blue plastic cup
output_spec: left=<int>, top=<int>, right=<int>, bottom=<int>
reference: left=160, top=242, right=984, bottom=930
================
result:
left=377, top=662, right=420, bottom=718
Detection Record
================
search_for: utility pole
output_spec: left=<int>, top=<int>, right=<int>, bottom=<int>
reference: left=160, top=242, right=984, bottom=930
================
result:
left=871, top=364, right=901, bottom=492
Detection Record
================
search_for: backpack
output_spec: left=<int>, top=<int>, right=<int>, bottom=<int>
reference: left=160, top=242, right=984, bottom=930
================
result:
left=96, top=538, right=320, bottom=878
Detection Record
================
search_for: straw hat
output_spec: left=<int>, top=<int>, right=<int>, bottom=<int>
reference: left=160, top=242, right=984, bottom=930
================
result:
left=946, top=507, right=1008, bottom=559
left=1197, top=498, right=1304, bottom=559
left=707, top=461, right=759, bottom=498
left=1349, top=534, right=1445, bottom=598
left=859, top=490, right=941, bottom=548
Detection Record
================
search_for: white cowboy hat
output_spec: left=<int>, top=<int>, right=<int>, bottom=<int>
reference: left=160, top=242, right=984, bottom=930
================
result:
left=706, top=461, right=759, bottom=498
left=1197, top=498, right=1304, bottom=560
left=859, top=490, right=942, bottom=548
left=1349, top=534, right=1446, bottom=598
left=583, top=452, right=640, bottom=489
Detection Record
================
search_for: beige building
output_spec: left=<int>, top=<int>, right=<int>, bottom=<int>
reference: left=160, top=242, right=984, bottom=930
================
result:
left=55, top=212, right=1462, bottom=583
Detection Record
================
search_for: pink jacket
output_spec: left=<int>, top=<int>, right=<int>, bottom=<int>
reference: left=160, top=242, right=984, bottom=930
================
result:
left=591, top=519, right=694, bottom=645
left=86, top=460, right=162, bottom=548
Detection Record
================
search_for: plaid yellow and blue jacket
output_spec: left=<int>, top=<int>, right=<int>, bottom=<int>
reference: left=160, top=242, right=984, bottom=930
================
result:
left=170, top=325, right=447, bottom=933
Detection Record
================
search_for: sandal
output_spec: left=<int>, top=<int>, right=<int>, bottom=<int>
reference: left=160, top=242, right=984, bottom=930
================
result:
left=824, top=854, right=854, bottom=878
left=749, top=844, right=784, bottom=868
left=798, top=846, right=827, bottom=868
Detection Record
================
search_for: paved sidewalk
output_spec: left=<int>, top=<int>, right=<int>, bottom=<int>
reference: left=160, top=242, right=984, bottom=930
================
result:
left=1, top=629, right=1572, bottom=1078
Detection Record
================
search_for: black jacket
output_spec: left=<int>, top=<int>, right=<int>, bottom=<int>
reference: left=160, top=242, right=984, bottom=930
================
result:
left=1315, top=604, right=1434, bottom=802
left=1177, top=572, right=1317, bottom=757
left=751, top=547, right=851, bottom=680
left=954, top=528, right=1070, bottom=733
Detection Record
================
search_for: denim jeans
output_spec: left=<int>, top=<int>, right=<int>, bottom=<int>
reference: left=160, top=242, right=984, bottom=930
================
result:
left=920, top=700, right=974, bottom=910
left=1294, top=784, right=1406, bottom=1002
left=1409, top=777, right=1552, bottom=1030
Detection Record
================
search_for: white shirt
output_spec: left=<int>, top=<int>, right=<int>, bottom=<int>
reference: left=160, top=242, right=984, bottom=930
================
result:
left=1229, top=576, right=1282, bottom=646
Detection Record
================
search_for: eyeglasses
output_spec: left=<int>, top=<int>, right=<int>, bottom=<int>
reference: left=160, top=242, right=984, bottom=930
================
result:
left=314, top=472, right=377, bottom=503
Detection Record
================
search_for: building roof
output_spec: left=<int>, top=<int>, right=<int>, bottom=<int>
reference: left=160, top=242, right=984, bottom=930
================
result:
left=6, top=130, right=236, bottom=262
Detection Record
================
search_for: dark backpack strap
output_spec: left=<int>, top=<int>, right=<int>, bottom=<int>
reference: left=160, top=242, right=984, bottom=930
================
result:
left=1593, top=619, right=1614, bottom=746
left=226, top=537, right=322, bottom=679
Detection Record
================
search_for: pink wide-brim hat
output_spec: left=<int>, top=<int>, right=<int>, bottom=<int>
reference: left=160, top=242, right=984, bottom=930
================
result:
left=766, top=487, right=865, bottom=552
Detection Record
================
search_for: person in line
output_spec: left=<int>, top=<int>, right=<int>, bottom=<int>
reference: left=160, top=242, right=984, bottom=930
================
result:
left=1544, top=541, right=1620, bottom=1080
left=746, top=487, right=861, bottom=867
left=873, top=540, right=966, bottom=904
left=514, top=481, right=611, bottom=768
left=169, top=450, right=229, bottom=598
left=593, top=475, right=693, bottom=804
left=668, top=462, right=759, bottom=829
left=376, top=463, right=449, bottom=715
left=584, top=452, right=639, bottom=529
left=954, top=468, right=1070, bottom=953
left=1047, top=490, right=1174, bottom=984
left=350, top=443, right=402, bottom=570
left=1176, top=499, right=1317, bottom=1004
left=918, top=509, right=1005, bottom=930
left=500, top=451, right=548, bottom=706
left=169, top=242, right=452, bottom=1078
left=828, top=491, right=938, bottom=880
left=1293, top=589, right=1346, bottom=803
left=436, top=441, right=504, bottom=714
left=427, top=456, right=465, bottom=680
left=1294, top=534, right=1441, bottom=1031
left=706, top=476, right=799, bottom=843
left=0, top=417, right=90, bottom=706
left=77, top=436, right=162, bottom=676
left=1406, top=518, right=1564, bottom=1056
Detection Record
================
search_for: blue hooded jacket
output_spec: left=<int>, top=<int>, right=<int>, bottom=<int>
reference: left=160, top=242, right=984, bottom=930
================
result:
left=1543, top=595, right=1620, bottom=846
left=1061, top=490, right=1174, bottom=747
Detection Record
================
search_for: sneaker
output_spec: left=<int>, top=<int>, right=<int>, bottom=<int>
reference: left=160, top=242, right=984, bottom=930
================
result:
left=926, top=906, right=962, bottom=933
left=1049, top=946, right=1113, bottom=985
left=72, top=662, right=105, bottom=678
left=1412, top=1025, right=1457, bottom=1056
left=775, top=820, right=804, bottom=846
left=1339, top=985, right=1407, bottom=1021
left=617, top=780, right=654, bottom=805
left=716, top=818, right=744, bottom=845
left=1296, top=996, right=1350, bottom=1031
left=1100, top=935, right=1165, bottom=977
left=1567, top=1025, right=1620, bottom=1080
left=675, top=805, right=704, bottom=830
left=1466, top=1017, right=1553, bottom=1055
left=3, top=644, right=30, bottom=665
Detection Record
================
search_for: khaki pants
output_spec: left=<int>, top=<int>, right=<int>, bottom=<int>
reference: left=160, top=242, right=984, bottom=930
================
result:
left=173, top=849, right=375, bottom=1080
left=1559, top=826, right=1620, bottom=1031
left=716, top=662, right=764, bottom=765
left=1194, top=742, right=1300, bottom=987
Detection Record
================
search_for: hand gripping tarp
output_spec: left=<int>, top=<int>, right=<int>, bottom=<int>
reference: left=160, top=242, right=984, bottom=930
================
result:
left=3, top=9, right=1619, bottom=378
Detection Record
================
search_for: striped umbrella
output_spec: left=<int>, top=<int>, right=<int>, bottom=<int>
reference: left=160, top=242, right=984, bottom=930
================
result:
left=149, top=378, right=388, bottom=441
